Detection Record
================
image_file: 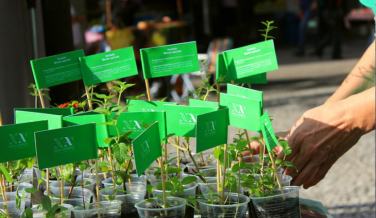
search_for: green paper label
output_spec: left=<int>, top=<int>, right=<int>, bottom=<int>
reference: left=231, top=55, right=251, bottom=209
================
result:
left=30, top=50, right=84, bottom=89
left=63, top=112, right=109, bottom=148
left=216, top=54, right=267, bottom=84
left=14, top=108, right=74, bottom=116
left=140, top=42, right=200, bottom=79
left=164, top=105, right=217, bottom=137
left=0, top=121, right=48, bottom=163
left=260, top=111, right=278, bottom=152
left=196, top=109, right=229, bottom=153
left=107, top=111, right=166, bottom=141
left=35, top=123, right=98, bottom=169
left=15, top=111, right=63, bottom=130
left=189, top=99, right=219, bottom=108
left=126, top=100, right=178, bottom=112
left=132, top=122, right=162, bottom=177
left=227, top=84, right=264, bottom=109
left=223, top=40, right=278, bottom=79
left=220, top=93, right=262, bottom=132
left=80, top=47, right=138, bottom=86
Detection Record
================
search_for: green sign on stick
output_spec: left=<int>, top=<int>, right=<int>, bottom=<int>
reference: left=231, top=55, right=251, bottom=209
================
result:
left=196, top=109, right=229, bottom=153
left=126, top=99, right=178, bottom=112
left=140, top=42, right=200, bottom=79
left=259, top=110, right=278, bottom=152
left=227, top=84, right=264, bottom=109
left=15, top=111, right=63, bottom=130
left=216, top=54, right=267, bottom=84
left=222, top=40, right=278, bottom=79
left=132, top=122, right=162, bottom=177
left=189, top=99, right=219, bottom=108
left=30, top=50, right=84, bottom=89
left=15, top=108, right=74, bottom=116
left=220, top=93, right=262, bottom=132
left=0, top=121, right=48, bottom=163
left=35, top=123, right=98, bottom=169
left=63, top=112, right=110, bottom=148
left=164, top=105, right=217, bottom=137
left=80, top=47, right=138, bottom=86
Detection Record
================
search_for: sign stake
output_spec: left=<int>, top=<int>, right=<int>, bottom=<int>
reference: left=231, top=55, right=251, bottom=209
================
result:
left=268, top=151, right=284, bottom=194
left=221, top=144, right=227, bottom=204
left=95, top=159, right=101, bottom=217
left=85, top=86, right=93, bottom=111
left=158, top=156, right=168, bottom=211
left=176, top=137, right=181, bottom=179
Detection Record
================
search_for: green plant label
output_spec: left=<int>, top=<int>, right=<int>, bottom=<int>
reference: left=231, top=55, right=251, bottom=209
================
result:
left=223, top=40, right=278, bottom=79
left=107, top=111, right=166, bottom=141
left=227, top=84, right=264, bottom=109
left=164, top=105, right=217, bottom=137
left=14, top=108, right=74, bottom=116
left=63, top=112, right=109, bottom=148
left=220, top=93, right=262, bottom=132
left=126, top=99, right=178, bottom=112
left=15, top=111, right=63, bottom=130
left=140, top=42, right=200, bottom=79
left=0, top=121, right=48, bottom=163
left=259, top=110, right=278, bottom=152
left=189, top=99, right=218, bottom=108
left=196, top=109, right=229, bottom=153
left=132, top=122, right=162, bottom=177
left=216, top=54, right=267, bottom=84
left=30, top=50, right=84, bottom=89
left=80, top=47, right=138, bottom=86
left=35, top=123, right=98, bottom=169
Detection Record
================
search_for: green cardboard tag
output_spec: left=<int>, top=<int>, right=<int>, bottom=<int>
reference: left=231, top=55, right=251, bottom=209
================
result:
left=140, top=42, right=200, bottom=79
left=196, top=109, right=229, bottom=153
left=107, top=111, right=166, bottom=141
left=15, top=111, right=63, bottom=130
left=227, top=84, right=264, bottom=109
left=35, top=123, right=98, bottom=169
left=15, top=108, right=74, bottom=116
left=259, top=111, right=278, bottom=152
left=30, top=50, right=84, bottom=89
left=216, top=54, right=267, bottom=84
left=220, top=93, right=262, bottom=132
left=63, top=112, right=109, bottom=148
left=164, top=105, right=217, bottom=137
left=132, top=122, right=162, bottom=177
left=126, top=100, right=178, bottom=112
left=0, top=121, right=48, bottom=163
left=80, top=47, right=138, bottom=86
left=189, top=99, right=219, bottom=108
left=223, top=40, right=278, bottom=79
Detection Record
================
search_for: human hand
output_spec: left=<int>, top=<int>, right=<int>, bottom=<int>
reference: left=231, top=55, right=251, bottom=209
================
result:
left=279, top=101, right=364, bottom=189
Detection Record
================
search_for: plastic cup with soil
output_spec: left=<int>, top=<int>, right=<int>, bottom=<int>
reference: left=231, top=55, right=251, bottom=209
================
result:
left=249, top=186, right=301, bottom=218
left=32, top=204, right=73, bottom=218
left=45, top=187, right=93, bottom=207
left=72, top=200, right=122, bottom=218
left=135, top=197, right=187, bottom=218
left=0, top=192, right=25, bottom=217
left=197, top=193, right=250, bottom=218
left=99, top=182, right=146, bottom=218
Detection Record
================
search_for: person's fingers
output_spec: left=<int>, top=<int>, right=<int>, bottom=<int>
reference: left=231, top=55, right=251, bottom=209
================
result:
left=303, top=159, right=336, bottom=189
left=250, top=140, right=262, bottom=154
left=290, top=156, right=321, bottom=186
left=285, top=151, right=310, bottom=179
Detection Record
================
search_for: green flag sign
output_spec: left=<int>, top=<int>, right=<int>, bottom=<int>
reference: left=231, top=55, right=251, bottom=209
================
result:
left=164, top=105, right=217, bottom=137
left=126, top=99, right=178, bottom=112
left=15, top=111, right=63, bottom=130
left=14, top=108, right=74, bottom=116
left=35, top=123, right=98, bottom=169
left=140, top=41, right=200, bottom=79
left=216, top=54, right=267, bottom=84
left=63, top=112, right=110, bottom=148
left=132, top=122, right=162, bottom=177
left=259, top=111, right=278, bottom=152
left=80, top=47, right=138, bottom=86
left=196, top=109, right=229, bottom=153
left=189, top=99, right=218, bottom=108
left=220, top=93, right=262, bottom=132
left=30, top=50, right=84, bottom=89
left=223, top=40, right=278, bottom=79
left=227, top=84, right=264, bottom=109
left=0, top=121, right=48, bottom=163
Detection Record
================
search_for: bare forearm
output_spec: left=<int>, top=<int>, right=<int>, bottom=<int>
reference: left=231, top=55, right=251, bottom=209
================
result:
left=326, top=40, right=375, bottom=103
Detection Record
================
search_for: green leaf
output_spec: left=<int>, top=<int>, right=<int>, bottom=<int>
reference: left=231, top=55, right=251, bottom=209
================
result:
left=166, top=167, right=182, bottom=174
left=97, top=121, right=115, bottom=126
left=103, top=138, right=115, bottom=145
left=112, top=143, right=128, bottom=165
left=284, top=161, right=298, bottom=171
left=145, top=198, right=155, bottom=203
left=24, top=187, right=37, bottom=194
left=21, top=207, right=33, bottom=218
left=181, top=176, right=197, bottom=185
left=275, top=158, right=282, bottom=165
left=94, top=107, right=111, bottom=116
left=42, top=195, right=51, bottom=211
left=114, top=170, right=132, bottom=181
left=157, top=181, right=174, bottom=191
left=213, top=147, right=223, bottom=160
left=147, top=184, right=154, bottom=195
left=0, top=163, right=15, bottom=183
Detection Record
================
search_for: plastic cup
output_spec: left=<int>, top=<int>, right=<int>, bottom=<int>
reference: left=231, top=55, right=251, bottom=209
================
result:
left=72, top=200, right=122, bottom=218
left=151, top=180, right=198, bottom=198
left=45, top=187, right=93, bottom=207
left=198, top=177, right=244, bottom=195
left=135, top=197, right=187, bottom=218
left=32, top=204, right=73, bottom=218
left=0, top=200, right=22, bottom=218
left=102, top=175, right=147, bottom=188
left=198, top=193, right=250, bottom=218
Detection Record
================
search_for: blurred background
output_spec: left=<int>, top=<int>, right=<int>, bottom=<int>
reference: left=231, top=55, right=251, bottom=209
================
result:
left=0, top=0, right=374, bottom=216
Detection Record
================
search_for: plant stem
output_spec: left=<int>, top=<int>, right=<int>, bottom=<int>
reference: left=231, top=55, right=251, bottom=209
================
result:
left=243, top=129, right=255, bottom=163
left=221, top=144, right=227, bottom=205
left=268, top=152, right=284, bottom=194
left=260, top=142, right=266, bottom=192
left=85, top=86, right=93, bottom=110
left=58, top=166, right=64, bottom=204
left=158, top=157, right=168, bottom=212
left=107, top=147, right=117, bottom=193
left=95, top=159, right=100, bottom=216
left=176, top=137, right=181, bottom=179
left=81, top=170, right=86, bottom=209
left=164, top=143, right=168, bottom=181
left=182, top=143, right=206, bottom=183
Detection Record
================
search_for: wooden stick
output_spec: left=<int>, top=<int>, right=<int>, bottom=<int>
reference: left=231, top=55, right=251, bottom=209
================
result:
left=107, top=147, right=116, bottom=189
left=164, top=144, right=168, bottom=181
left=0, top=108, right=3, bottom=126
left=268, top=152, right=284, bottom=194
left=144, top=79, right=152, bottom=101
left=95, top=159, right=101, bottom=216
left=85, top=86, right=93, bottom=111
left=158, top=157, right=168, bottom=210
left=38, top=90, right=46, bottom=108
left=221, top=144, right=227, bottom=204
left=0, top=112, right=6, bottom=199
left=216, top=149, right=220, bottom=193
left=0, top=175, right=7, bottom=202
left=243, top=129, right=255, bottom=163
left=176, top=137, right=181, bottom=179
left=58, top=166, right=64, bottom=204
left=38, top=90, right=50, bottom=196
left=216, top=84, right=220, bottom=103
